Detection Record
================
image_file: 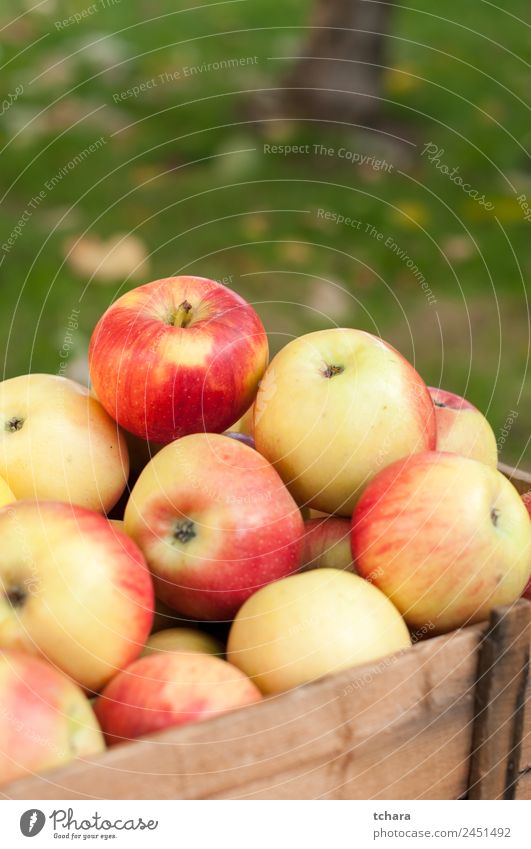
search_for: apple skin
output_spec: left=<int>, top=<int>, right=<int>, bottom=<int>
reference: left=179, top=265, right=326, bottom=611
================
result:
left=300, top=517, right=355, bottom=572
left=0, top=374, right=128, bottom=513
left=429, top=387, right=497, bottom=467
left=229, top=404, right=255, bottom=437
left=254, top=329, right=436, bottom=516
left=352, top=452, right=531, bottom=634
left=88, top=276, right=269, bottom=444
left=0, top=501, right=155, bottom=693
left=94, top=650, right=261, bottom=745
left=141, top=628, right=223, bottom=657
left=227, top=569, right=410, bottom=694
left=124, top=433, right=304, bottom=621
left=0, top=475, right=15, bottom=508
left=0, top=650, right=104, bottom=786
left=522, top=492, right=531, bottom=599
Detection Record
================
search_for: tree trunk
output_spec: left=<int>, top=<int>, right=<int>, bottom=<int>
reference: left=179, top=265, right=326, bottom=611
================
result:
left=261, top=0, right=395, bottom=125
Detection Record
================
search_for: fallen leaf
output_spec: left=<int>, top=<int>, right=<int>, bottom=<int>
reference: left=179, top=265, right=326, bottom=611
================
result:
left=63, top=233, right=150, bottom=283
left=441, top=235, right=475, bottom=262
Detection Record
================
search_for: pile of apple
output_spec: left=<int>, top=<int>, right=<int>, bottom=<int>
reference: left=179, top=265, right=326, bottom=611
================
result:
left=0, top=275, right=530, bottom=786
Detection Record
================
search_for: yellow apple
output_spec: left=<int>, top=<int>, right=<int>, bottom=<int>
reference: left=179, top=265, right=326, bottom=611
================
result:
left=142, top=627, right=223, bottom=657
left=229, top=404, right=254, bottom=437
left=227, top=569, right=410, bottom=693
left=254, top=329, right=436, bottom=515
left=0, top=373, right=129, bottom=513
left=0, top=475, right=15, bottom=509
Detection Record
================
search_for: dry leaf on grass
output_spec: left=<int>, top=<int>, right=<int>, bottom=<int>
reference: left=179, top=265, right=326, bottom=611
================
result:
left=63, top=233, right=150, bottom=283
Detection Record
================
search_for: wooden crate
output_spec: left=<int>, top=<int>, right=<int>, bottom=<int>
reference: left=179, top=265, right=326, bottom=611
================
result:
left=2, top=466, right=530, bottom=801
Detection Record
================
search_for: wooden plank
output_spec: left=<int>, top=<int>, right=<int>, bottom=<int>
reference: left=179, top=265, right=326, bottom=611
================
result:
left=515, top=771, right=530, bottom=800
left=2, top=624, right=483, bottom=800
left=467, top=601, right=530, bottom=800
left=519, top=677, right=531, bottom=769
left=498, top=462, right=531, bottom=495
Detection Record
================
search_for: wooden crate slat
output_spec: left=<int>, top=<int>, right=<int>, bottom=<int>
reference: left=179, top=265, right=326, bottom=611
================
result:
left=467, top=601, right=530, bottom=800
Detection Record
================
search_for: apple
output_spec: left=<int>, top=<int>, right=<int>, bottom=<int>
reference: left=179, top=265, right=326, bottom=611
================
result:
left=124, top=433, right=303, bottom=620
left=224, top=431, right=256, bottom=450
left=0, top=501, right=154, bottom=692
left=0, top=474, right=15, bottom=509
left=94, top=650, right=261, bottom=745
left=0, top=650, right=104, bottom=787
left=229, top=404, right=255, bottom=437
left=0, top=374, right=128, bottom=513
left=141, top=628, right=223, bottom=657
left=89, top=276, right=269, bottom=444
left=227, top=568, right=410, bottom=694
left=254, top=329, right=436, bottom=516
left=429, top=386, right=497, bottom=467
left=352, top=452, right=531, bottom=634
left=300, top=517, right=355, bottom=572
left=522, top=492, right=531, bottom=600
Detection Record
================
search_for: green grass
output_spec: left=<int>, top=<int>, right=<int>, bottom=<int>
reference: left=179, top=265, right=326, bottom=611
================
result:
left=0, top=0, right=529, bottom=464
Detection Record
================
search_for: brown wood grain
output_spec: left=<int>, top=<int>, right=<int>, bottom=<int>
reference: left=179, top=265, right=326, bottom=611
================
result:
left=515, top=771, right=530, bottom=800
left=467, top=602, right=530, bottom=800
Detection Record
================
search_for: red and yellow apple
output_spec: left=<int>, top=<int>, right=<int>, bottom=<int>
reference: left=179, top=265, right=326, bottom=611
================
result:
left=429, top=387, right=497, bottom=467
left=0, top=650, right=104, bottom=786
left=352, top=452, right=531, bottom=634
left=124, top=433, right=303, bottom=620
left=0, top=501, right=154, bottom=692
left=254, top=329, right=436, bottom=516
left=141, top=627, right=223, bottom=657
left=89, top=276, right=269, bottom=444
left=0, top=374, right=128, bottom=513
left=300, top=517, right=355, bottom=572
left=94, top=650, right=261, bottom=745
left=227, top=568, right=410, bottom=694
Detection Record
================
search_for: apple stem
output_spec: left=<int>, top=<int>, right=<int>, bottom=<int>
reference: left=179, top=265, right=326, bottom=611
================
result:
left=322, top=364, right=344, bottom=379
left=172, top=519, right=196, bottom=544
left=5, top=416, right=24, bottom=432
left=6, top=586, right=26, bottom=607
left=171, top=300, right=193, bottom=328
left=490, top=507, right=500, bottom=527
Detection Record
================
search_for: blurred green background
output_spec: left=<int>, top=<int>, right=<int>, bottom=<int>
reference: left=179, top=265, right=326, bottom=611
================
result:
left=0, top=0, right=529, bottom=464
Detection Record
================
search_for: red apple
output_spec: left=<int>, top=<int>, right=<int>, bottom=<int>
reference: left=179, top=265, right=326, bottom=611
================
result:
left=88, top=276, right=269, bottom=444
left=352, top=452, right=531, bottom=634
left=124, top=433, right=304, bottom=620
left=0, top=501, right=154, bottom=692
left=429, top=387, right=497, bottom=467
left=300, top=517, right=355, bottom=572
left=94, top=650, right=261, bottom=745
left=0, top=650, right=104, bottom=786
